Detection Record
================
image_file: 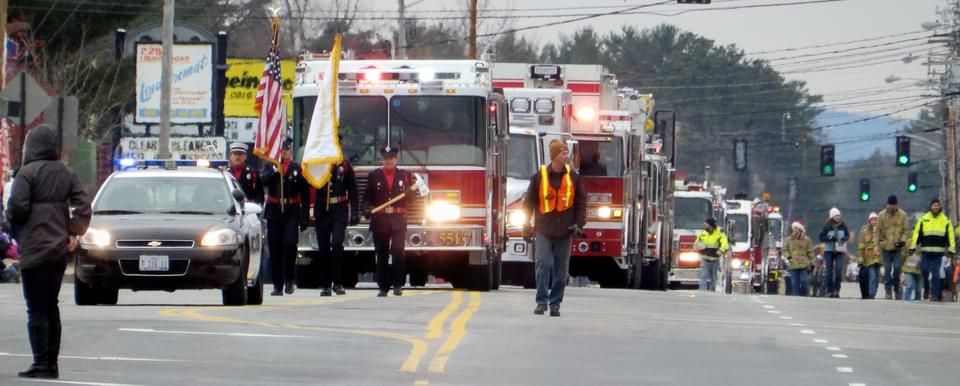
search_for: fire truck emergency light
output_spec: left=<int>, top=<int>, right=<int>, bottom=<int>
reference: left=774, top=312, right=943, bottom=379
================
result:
left=574, top=106, right=596, bottom=122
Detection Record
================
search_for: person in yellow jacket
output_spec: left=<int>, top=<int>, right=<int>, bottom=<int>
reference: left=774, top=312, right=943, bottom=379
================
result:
left=901, top=249, right=923, bottom=301
left=875, top=195, right=910, bottom=299
left=696, top=218, right=729, bottom=292
left=858, top=212, right=882, bottom=299
left=909, top=198, right=955, bottom=302
left=783, top=222, right=814, bottom=296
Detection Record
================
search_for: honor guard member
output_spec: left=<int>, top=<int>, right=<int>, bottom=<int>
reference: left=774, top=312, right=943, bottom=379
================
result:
left=314, top=154, right=359, bottom=297
left=263, top=139, right=310, bottom=296
left=228, top=143, right=263, bottom=204
left=365, top=146, right=416, bottom=297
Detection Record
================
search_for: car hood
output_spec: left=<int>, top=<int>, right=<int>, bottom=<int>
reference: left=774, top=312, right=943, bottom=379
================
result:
left=89, top=214, right=237, bottom=241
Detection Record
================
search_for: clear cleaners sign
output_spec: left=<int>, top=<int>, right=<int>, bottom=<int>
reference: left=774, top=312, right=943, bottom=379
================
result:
left=135, top=43, right=214, bottom=124
left=118, top=137, right=226, bottom=160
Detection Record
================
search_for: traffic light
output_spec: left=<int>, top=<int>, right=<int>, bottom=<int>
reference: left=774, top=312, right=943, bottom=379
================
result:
left=908, top=172, right=918, bottom=192
left=820, top=145, right=835, bottom=176
left=896, top=136, right=910, bottom=167
left=859, top=179, right=871, bottom=201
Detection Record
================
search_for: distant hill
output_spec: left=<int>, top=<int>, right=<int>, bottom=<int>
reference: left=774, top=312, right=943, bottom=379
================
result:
left=815, top=110, right=908, bottom=162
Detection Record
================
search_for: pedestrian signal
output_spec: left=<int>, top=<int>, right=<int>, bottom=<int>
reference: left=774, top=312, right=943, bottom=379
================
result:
left=896, top=136, right=910, bottom=167
left=859, top=179, right=870, bottom=201
left=820, top=145, right=835, bottom=176
left=908, top=172, right=918, bottom=192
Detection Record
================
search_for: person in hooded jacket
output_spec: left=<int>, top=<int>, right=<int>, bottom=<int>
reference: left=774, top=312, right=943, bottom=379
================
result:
left=5, top=125, right=91, bottom=379
left=783, top=222, right=814, bottom=296
left=819, top=207, right=850, bottom=298
left=857, top=212, right=882, bottom=299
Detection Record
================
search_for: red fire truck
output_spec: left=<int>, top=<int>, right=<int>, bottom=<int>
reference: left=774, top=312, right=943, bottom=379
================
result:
left=291, top=57, right=508, bottom=291
left=669, top=182, right=726, bottom=287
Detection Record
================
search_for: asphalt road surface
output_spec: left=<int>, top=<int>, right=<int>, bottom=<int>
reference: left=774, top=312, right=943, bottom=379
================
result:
left=0, top=282, right=957, bottom=386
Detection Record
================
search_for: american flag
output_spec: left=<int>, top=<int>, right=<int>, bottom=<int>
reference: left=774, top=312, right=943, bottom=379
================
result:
left=253, top=17, right=283, bottom=164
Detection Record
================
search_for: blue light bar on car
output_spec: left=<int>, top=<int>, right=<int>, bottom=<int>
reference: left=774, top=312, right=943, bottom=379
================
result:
left=114, top=159, right=230, bottom=170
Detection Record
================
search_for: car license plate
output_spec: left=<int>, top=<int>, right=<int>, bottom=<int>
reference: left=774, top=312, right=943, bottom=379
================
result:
left=139, top=255, right=169, bottom=272
left=437, top=231, right=472, bottom=247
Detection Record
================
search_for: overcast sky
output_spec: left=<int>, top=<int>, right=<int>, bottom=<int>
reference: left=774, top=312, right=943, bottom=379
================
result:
left=359, top=0, right=945, bottom=119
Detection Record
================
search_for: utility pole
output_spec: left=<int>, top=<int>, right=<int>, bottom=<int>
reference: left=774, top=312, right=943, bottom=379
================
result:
left=946, top=103, right=958, bottom=221
left=397, top=0, right=406, bottom=59
left=1, top=0, right=7, bottom=90
left=468, top=0, right=478, bottom=59
left=159, top=0, right=175, bottom=160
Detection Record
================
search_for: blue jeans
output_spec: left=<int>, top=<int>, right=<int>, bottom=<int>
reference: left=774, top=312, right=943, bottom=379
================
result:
left=882, top=249, right=902, bottom=295
left=790, top=268, right=808, bottom=296
left=921, top=253, right=944, bottom=301
left=865, top=264, right=880, bottom=298
left=824, top=251, right=845, bottom=295
left=699, top=259, right=719, bottom=291
left=903, top=272, right=922, bottom=301
left=535, top=235, right=571, bottom=308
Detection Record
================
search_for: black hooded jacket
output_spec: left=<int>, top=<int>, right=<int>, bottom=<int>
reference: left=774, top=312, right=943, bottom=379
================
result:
left=5, top=125, right=91, bottom=270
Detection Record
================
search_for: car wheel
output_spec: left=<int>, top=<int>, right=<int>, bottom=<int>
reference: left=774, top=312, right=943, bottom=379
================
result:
left=247, top=266, right=264, bottom=306
left=99, top=288, right=119, bottom=305
left=74, top=278, right=99, bottom=306
left=222, top=252, right=249, bottom=306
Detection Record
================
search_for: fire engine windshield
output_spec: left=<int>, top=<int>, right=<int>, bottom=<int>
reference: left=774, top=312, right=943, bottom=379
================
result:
left=577, top=138, right=623, bottom=176
left=507, top=134, right=537, bottom=179
left=727, top=214, right=749, bottom=243
left=293, top=96, right=388, bottom=166
left=389, top=96, right=486, bottom=166
left=769, top=218, right=784, bottom=243
left=674, top=197, right=712, bottom=230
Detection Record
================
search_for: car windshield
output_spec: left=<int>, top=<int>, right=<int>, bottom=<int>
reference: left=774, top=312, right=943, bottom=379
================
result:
left=389, top=96, right=486, bottom=166
left=674, top=197, right=712, bottom=230
left=577, top=138, right=624, bottom=177
left=95, top=176, right=233, bottom=215
left=507, top=134, right=537, bottom=179
left=294, top=95, right=387, bottom=166
left=727, top=214, right=750, bottom=243
left=769, top=218, right=784, bottom=243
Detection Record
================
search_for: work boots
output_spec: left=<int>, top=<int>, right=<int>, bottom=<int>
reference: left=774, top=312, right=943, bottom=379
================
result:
left=320, top=287, right=333, bottom=297
left=333, top=284, right=346, bottom=296
left=894, top=287, right=903, bottom=300
left=18, top=322, right=57, bottom=379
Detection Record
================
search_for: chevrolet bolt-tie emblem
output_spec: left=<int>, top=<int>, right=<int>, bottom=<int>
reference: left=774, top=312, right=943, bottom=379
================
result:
left=147, top=241, right=162, bottom=247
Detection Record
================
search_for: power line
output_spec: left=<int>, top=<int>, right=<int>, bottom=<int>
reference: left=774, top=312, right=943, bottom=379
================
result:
left=746, top=29, right=931, bottom=55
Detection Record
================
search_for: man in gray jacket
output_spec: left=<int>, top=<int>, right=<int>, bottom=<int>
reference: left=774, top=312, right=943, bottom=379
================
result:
left=523, top=140, right=586, bottom=317
left=6, top=125, right=91, bottom=379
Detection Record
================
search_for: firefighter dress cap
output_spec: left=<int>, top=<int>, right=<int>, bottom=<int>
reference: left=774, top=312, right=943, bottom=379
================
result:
left=229, top=142, right=248, bottom=154
left=380, top=146, right=399, bottom=157
left=282, top=138, right=293, bottom=150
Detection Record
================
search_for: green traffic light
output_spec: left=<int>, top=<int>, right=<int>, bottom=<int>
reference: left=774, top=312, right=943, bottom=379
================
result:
left=860, top=192, right=870, bottom=201
left=898, top=155, right=909, bottom=165
left=908, top=183, right=918, bottom=192
left=823, top=165, right=833, bottom=174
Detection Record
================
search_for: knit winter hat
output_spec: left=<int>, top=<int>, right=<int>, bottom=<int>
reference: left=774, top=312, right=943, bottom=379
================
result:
left=829, top=207, right=841, bottom=219
left=705, top=218, right=717, bottom=228
left=869, top=212, right=879, bottom=220
left=549, top=139, right=567, bottom=161
left=791, top=221, right=805, bottom=233
left=887, top=195, right=898, bottom=205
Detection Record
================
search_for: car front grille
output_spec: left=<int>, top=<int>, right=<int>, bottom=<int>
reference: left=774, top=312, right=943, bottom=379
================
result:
left=115, top=240, right=195, bottom=249
left=356, top=172, right=425, bottom=223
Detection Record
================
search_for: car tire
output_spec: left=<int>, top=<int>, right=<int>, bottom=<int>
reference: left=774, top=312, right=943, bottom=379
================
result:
left=99, top=288, right=119, bottom=305
left=74, top=278, right=99, bottom=306
left=223, top=253, right=249, bottom=306
left=247, top=266, right=264, bottom=306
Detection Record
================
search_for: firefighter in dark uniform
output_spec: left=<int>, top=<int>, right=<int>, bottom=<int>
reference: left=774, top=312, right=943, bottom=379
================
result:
left=263, top=139, right=310, bottom=296
left=365, top=146, right=416, bottom=297
left=228, top=143, right=263, bottom=204
left=314, top=155, right=359, bottom=296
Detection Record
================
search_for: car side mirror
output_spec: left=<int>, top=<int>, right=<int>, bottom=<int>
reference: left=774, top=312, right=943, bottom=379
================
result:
left=232, top=189, right=246, bottom=203
left=243, top=202, right=263, bottom=215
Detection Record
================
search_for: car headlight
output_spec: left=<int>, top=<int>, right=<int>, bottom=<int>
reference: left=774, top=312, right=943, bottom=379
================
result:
left=508, top=210, right=528, bottom=228
left=678, top=252, right=700, bottom=263
left=730, top=258, right=743, bottom=269
left=426, top=201, right=461, bottom=222
left=201, top=228, right=239, bottom=247
left=80, top=228, right=112, bottom=248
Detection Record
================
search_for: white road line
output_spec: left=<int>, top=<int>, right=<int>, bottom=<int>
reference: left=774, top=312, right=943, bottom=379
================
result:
left=849, top=383, right=866, bottom=386
left=0, top=353, right=182, bottom=362
left=789, top=323, right=805, bottom=326
left=779, top=316, right=793, bottom=320
left=833, top=354, right=849, bottom=359
left=826, top=346, right=842, bottom=351
left=813, top=339, right=829, bottom=344
left=767, top=310, right=782, bottom=314
left=118, top=328, right=308, bottom=339
left=18, top=379, right=144, bottom=386
left=836, top=367, right=854, bottom=373
left=762, top=305, right=775, bottom=309
left=800, top=329, right=816, bottom=335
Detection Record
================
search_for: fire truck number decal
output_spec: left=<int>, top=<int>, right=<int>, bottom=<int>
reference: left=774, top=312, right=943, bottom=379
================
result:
left=437, top=231, right=472, bottom=246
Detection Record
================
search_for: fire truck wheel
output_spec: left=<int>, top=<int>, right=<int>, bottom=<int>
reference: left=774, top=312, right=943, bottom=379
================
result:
left=521, top=265, right=536, bottom=289
left=465, top=263, right=493, bottom=291
left=491, top=254, right=502, bottom=290
left=598, top=269, right=629, bottom=289
left=295, top=252, right=322, bottom=289
left=630, top=257, right=643, bottom=290
left=409, top=271, right=428, bottom=287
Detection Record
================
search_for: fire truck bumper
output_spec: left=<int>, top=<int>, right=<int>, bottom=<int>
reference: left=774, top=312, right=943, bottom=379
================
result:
left=298, top=225, right=486, bottom=252
left=669, top=268, right=701, bottom=284
left=503, top=237, right=533, bottom=263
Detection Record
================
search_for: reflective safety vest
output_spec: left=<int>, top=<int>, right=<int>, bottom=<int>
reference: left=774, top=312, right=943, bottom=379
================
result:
left=911, top=212, right=956, bottom=254
left=696, top=228, right=730, bottom=261
left=539, top=164, right=574, bottom=214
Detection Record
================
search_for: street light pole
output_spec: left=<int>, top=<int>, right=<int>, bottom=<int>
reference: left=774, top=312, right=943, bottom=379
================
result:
left=159, top=0, right=175, bottom=160
left=781, top=112, right=791, bottom=142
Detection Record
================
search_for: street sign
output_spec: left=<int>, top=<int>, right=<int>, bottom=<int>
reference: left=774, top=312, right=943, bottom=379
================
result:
left=43, top=96, right=80, bottom=156
left=0, top=71, right=52, bottom=124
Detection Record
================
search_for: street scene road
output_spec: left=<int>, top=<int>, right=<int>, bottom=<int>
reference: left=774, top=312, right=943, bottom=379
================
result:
left=1, top=282, right=956, bottom=386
